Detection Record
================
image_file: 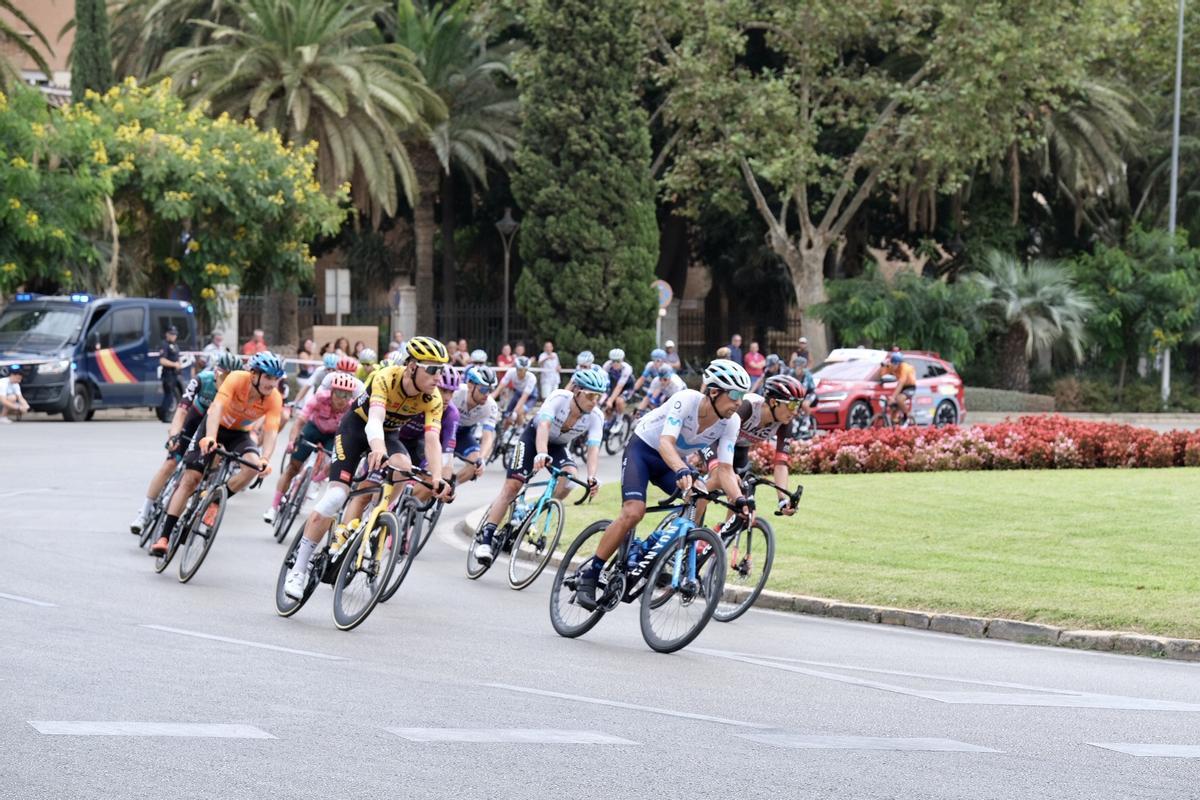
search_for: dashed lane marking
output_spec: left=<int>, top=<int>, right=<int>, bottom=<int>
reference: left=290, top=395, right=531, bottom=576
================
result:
left=389, top=728, right=637, bottom=744
left=1088, top=743, right=1200, bottom=758
left=139, top=624, right=347, bottom=661
left=0, top=591, right=57, bottom=608
left=736, top=733, right=1001, bottom=753
left=28, top=721, right=274, bottom=738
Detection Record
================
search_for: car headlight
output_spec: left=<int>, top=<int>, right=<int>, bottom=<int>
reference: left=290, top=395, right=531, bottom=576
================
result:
left=37, top=359, right=71, bottom=376
left=817, top=392, right=847, bottom=402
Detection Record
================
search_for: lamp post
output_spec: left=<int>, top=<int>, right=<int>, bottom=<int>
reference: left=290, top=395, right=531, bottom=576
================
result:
left=1163, top=0, right=1186, bottom=409
left=496, top=207, right=520, bottom=347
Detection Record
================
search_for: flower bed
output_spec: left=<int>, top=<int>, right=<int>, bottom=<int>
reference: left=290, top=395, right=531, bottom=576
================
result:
left=750, top=416, right=1200, bottom=474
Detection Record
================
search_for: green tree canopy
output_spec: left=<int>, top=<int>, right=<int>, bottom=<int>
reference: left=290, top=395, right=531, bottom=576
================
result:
left=71, top=0, right=115, bottom=103
left=512, top=0, right=658, bottom=357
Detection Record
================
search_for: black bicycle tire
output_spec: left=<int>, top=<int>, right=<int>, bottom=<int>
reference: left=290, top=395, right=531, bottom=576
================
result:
left=275, top=528, right=322, bottom=617
left=414, top=500, right=441, bottom=557
left=379, top=505, right=420, bottom=604
left=713, top=518, right=775, bottom=623
left=548, top=519, right=611, bottom=639
left=638, top=527, right=726, bottom=653
left=178, top=486, right=227, bottom=583
left=274, top=465, right=313, bottom=543
left=508, top=498, right=564, bottom=591
left=466, top=503, right=505, bottom=580
left=332, top=512, right=400, bottom=631
left=153, top=495, right=193, bottom=573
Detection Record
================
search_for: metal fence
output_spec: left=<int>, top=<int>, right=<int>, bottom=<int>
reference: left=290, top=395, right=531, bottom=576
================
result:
left=678, top=308, right=805, bottom=361
left=434, top=301, right=530, bottom=356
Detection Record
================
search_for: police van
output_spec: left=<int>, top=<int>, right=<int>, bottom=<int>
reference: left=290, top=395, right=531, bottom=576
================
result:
left=0, top=293, right=197, bottom=421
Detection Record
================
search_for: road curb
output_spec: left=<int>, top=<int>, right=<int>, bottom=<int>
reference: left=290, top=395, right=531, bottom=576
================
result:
left=455, top=503, right=1200, bottom=663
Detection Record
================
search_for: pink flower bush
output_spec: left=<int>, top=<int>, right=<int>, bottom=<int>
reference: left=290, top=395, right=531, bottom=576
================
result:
left=748, top=416, right=1200, bottom=474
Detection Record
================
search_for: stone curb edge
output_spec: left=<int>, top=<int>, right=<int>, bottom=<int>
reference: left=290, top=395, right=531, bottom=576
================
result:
left=456, top=506, right=1200, bottom=663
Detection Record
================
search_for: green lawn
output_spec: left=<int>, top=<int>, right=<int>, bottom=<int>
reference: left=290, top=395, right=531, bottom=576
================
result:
left=562, top=469, right=1200, bottom=639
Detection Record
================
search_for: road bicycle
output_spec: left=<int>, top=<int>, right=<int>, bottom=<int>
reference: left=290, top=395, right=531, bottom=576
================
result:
left=271, top=438, right=332, bottom=544
left=139, top=431, right=198, bottom=550
left=870, top=396, right=913, bottom=429
left=601, top=409, right=635, bottom=455
left=549, top=489, right=731, bottom=653
left=274, top=465, right=436, bottom=631
left=467, top=464, right=593, bottom=589
left=487, top=418, right=523, bottom=467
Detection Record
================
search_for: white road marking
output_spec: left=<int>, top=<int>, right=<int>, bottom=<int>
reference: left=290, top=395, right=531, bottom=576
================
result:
left=486, top=682, right=770, bottom=729
left=389, top=727, right=636, bottom=744
left=28, top=721, right=274, bottom=739
left=0, top=488, right=50, bottom=499
left=1088, top=743, right=1200, bottom=758
left=737, top=733, right=1000, bottom=753
left=0, top=591, right=57, bottom=608
left=697, top=649, right=1200, bottom=712
left=139, top=624, right=347, bottom=661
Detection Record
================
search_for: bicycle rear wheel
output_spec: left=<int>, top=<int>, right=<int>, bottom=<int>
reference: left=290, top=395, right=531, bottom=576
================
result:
left=274, top=465, right=312, bottom=543
left=152, top=512, right=187, bottom=573
left=713, top=518, right=775, bottom=623
left=379, top=505, right=420, bottom=604
left=178, top=487, right=227, bottom=583
left=549, top=520, right=612, bottom=639
left=332, top=512, right=400, bottom=630
left=275, top=528, right=323, bottom=617
left=467, top=502, right=509, bottom=579
left=414, top=500, right=441, bottom=557
left=509, top=498, right=564, bottom=590
left=639, top=527, right=725, bottom=653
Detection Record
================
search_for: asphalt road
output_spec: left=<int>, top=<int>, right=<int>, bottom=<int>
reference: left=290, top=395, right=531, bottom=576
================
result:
left=1, top=420, right=1197, bottom=799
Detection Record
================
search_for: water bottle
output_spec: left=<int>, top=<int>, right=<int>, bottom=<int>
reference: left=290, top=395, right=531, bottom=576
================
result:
left=512, top=498, right=529, bottom=523
left=626, top=537, right=645, bottom=569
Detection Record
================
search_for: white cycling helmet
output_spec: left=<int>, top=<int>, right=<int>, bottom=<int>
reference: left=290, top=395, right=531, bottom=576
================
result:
left=702, top=358, right=752, bottom=393
left=575, top=350, right=595, bottom=367
left=470, top=348, right=487, bottom=364
left=608, top=348, right=624, bottom=362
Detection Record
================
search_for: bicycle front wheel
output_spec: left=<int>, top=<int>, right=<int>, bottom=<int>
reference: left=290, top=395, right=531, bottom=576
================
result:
left=639, top=527, right=726, bottom=653
left=275, top=528, right=322, bottom=617
left=549, top=520, right=612, bottom=639
left=467, top=502, right=508, bottom=580
left=178, top=487, right=227, bottom=583
left=713, top=518, right=775, bottom=623
left=332, top=512, right=400, bottom=631
left=508, top=498, right=564, bottom=590
left=274, top=465, right=312, bottom=543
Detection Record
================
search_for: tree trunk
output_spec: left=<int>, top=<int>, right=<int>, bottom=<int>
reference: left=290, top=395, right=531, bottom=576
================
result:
left=1116, top=356, right=1127, bottom=403
left=999, top=324, right=1030, bottom=392
left=780, top=243, right=830, bottom=362
left=439, top=172, right=457, bottom=340
left=261, top=289, right=280, bottom=348
left=411, top=145, right=441, bottom=335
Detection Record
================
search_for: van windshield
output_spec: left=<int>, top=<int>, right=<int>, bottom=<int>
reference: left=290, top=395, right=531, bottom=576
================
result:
left=0, top=304, right=85, bottom=352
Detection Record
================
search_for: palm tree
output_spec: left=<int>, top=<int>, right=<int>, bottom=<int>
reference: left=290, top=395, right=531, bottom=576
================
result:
left=969, top=250, right=1092, bottom=393
left=0, top=1, right=53, bottom=85
left=387, top=0, right=519, bottom=334
left=108, top=0, right=233, bottom=81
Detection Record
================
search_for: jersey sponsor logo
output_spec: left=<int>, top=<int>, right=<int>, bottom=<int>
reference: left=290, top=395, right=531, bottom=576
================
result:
left=672, top=400, right=683, bottom=410
left=667, top=416, right=682, bottom=426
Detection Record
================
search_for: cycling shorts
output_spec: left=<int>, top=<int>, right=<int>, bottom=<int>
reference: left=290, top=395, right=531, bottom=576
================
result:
left=505, top=393, right=538, bottom=416
left=328, top=410, right=409, bottom=486
left=901, top=386, right=917, bottom=399
left=506, top=423, right=574, bottom=483
left=291, top=421, right=336, bottom=464
left=182, top=426, right=260, bottom=473
left=169, top=407, right=206, bottom=461
left=620, top=435, right=682, bottom=503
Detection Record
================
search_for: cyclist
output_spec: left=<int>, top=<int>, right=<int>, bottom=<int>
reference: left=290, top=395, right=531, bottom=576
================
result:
left=498, top=355, right=538, bottom=429
left=575, top=350, right=595, bottom=371
left=355, top=348, right=379, bottom=382
left=880, top=351, right=916, bottom=423
left=636, top=364, right=685, bottom=414
left=149, top=352, right=286, bottom=555
left=263, top=371, right=361, bottom=525
left=130, top=352, right=243, bottom=535
left=574, top=359, right=753, bottom=611
left=470, top=349, right=488, bottom=366
left=601, top=348, right=633, bottom=414
left=397, top=366, right=461, bottom=498
left=451, top=365, right=501, bottom=483
left=295, top=354, right=358, bottom=404
left=474, top=368, right=607, bottom=566
left=282, top=337, right=452, bottom=600
left=630, top=348, right=667, bottom=395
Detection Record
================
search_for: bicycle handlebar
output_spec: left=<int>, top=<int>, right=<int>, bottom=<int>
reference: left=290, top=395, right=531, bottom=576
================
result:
left=744, top=474, right=804, bottom=514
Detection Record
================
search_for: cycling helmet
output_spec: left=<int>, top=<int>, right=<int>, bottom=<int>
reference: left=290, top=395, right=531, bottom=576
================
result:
left=657, top=365, right=674, bottom=378
left=405, top=336, right=449, bottom=364
left=702, top=359, right=751, bottom=393
left=514, top=355, right=531, bottom=369
left=889, top=351, right=903, bottom=365
left=359, top=348, right=378, bottom=365
left=328, top=372, right=358, bottom=393
left=323, top=353, right=338, bottom=370
left=438, top=365, right=462, bottom=391
left=6, top=363, right=23, bottom=374
left=465, top=365, right=498, bottom=389
left=576, top=350, right=595, bottom=367
left=572, top=367, right=610, bottom=394
left=470, top=348, right=487, bottom=364
left=217, top=352, right=242, bottom=372
left=335, top=356, right=359, bottom=373
left=763, top=374, right=806, bottom=401
left=248, top=351, right=286, bottom=378
left=650, top=348, right=667, bottom=361
left=608, top=348, right=624, bottom=362
left=765, top=353, right=781, bottom=366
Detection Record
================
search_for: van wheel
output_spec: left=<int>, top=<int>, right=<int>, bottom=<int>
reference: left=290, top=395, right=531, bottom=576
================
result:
left=63, top=383, right=92, bottom=422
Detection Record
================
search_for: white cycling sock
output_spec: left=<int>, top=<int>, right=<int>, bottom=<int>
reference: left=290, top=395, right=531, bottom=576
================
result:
left=141, top=498, right=154, bottom=517
left=294, top=537, right=318, bottom=572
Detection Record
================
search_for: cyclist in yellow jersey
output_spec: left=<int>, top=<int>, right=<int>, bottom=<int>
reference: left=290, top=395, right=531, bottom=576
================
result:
left=355, top=348, right=379, bottom=382
left=283, top=337, right=452, bottom=599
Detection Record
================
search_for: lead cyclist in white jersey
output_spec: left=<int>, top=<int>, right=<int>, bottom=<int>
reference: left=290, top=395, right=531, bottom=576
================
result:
left=573, top=359, right=754, bottom=611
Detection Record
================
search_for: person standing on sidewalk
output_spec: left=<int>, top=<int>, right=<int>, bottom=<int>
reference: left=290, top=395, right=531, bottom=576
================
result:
left=159, top=325, right=183, bottom=419
left=537, top=339, right=561, bottom=398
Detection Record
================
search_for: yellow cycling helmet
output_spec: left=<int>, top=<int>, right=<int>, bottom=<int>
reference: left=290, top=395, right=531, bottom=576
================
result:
left=405, top=336, right=449, bottom=364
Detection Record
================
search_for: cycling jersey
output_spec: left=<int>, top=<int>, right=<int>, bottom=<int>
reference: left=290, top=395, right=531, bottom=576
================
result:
left=297, top=388, right=350, bottom=435
left=180, top=369, right=220, bottom=414
left=352, top=365, right=442, bottom=433
left=355, top=363, right=378, bottom=383
left=633, top=389, right=740, bottom=464
left=731, top=393, right=791, bottom=466
left=603, top=360, right=633, bottom=393
left=398, top=400, right=459, bottom=449
left=639, top=360, right=661, bottom=379
left=647, top=373, right=686, bottom=400
left=534, top=389, right=604, bottom=447
left=499, top=369, right=537, bottom=399
left=883, top=361, right=917, bottom=388
left=451, top=384, right=500, bottom=431
left=214, top=370, right=283, bottom=433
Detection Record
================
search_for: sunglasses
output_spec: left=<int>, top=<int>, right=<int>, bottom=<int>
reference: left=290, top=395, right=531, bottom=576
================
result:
left=782, top=399, right=801, bottom=411
left=726, top=390, right=747, bottom=401
left=417, top=363, right=445, bottom=376
left=578, top=391, right=603, bottom=401
left=473, top=385, right=493, bottom=396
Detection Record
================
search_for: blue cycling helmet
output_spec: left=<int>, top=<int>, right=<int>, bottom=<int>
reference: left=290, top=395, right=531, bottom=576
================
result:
left=572, top=367, right=610, bottom=394
left=323, top=353, right=338, bottom=369
left=249, top=351, right=286, bottom=378
left=465, top=365, right=498, bottom=389
left=889, top=352, right=903, bottom=365
left=650, top=348, right=667, bottom=361
left=657, top=365, right=674, bottom=378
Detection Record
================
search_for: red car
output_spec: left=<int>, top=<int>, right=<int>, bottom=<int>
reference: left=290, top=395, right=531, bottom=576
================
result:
left=809, top=348, right=965, bottom=430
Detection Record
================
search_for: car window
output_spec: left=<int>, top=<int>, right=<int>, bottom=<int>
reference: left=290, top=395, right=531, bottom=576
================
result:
left=89, top=314, right=113, bottom=349
left=150, top=308, right=194, bottom=350
left=110, top=307, right=145, bottom=348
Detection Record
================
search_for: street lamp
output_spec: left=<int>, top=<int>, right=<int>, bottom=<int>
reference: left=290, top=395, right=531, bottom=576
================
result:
left=496, top=207, right=520, bottom=346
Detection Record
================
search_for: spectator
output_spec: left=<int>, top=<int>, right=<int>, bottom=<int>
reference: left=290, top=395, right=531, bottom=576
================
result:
left=0, top=364, right=30, bottom=422
left=159, top=325, right=183, bottom=418
left=452, top=339, right=471, bottom=367
left=242, top=328, right=268, bottom=356
left=790, top=337, right=811, bottom=372
left=334, top=337, right=350, bottom=355
left=447, top=340, right=460, bottom=365
left=514, top=341, right=526, bottom=359
left=537, top=339, right=561, bottom=398
left=716, top=346, right=731, bottom=359
left=744, top=341, right=765, bottom=390
left=319, top=341, right=332, bottom=357
left=201, top=332, right=226, bottom=367
left=728, top=333, right=744, bottom=365
left=352, top=340, right=367, bottom=358
left=663, top=340, right=681, bottom=370
left=297, top=338, right=316, bottom=380
left=496, top=343, right=514, bottom=374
